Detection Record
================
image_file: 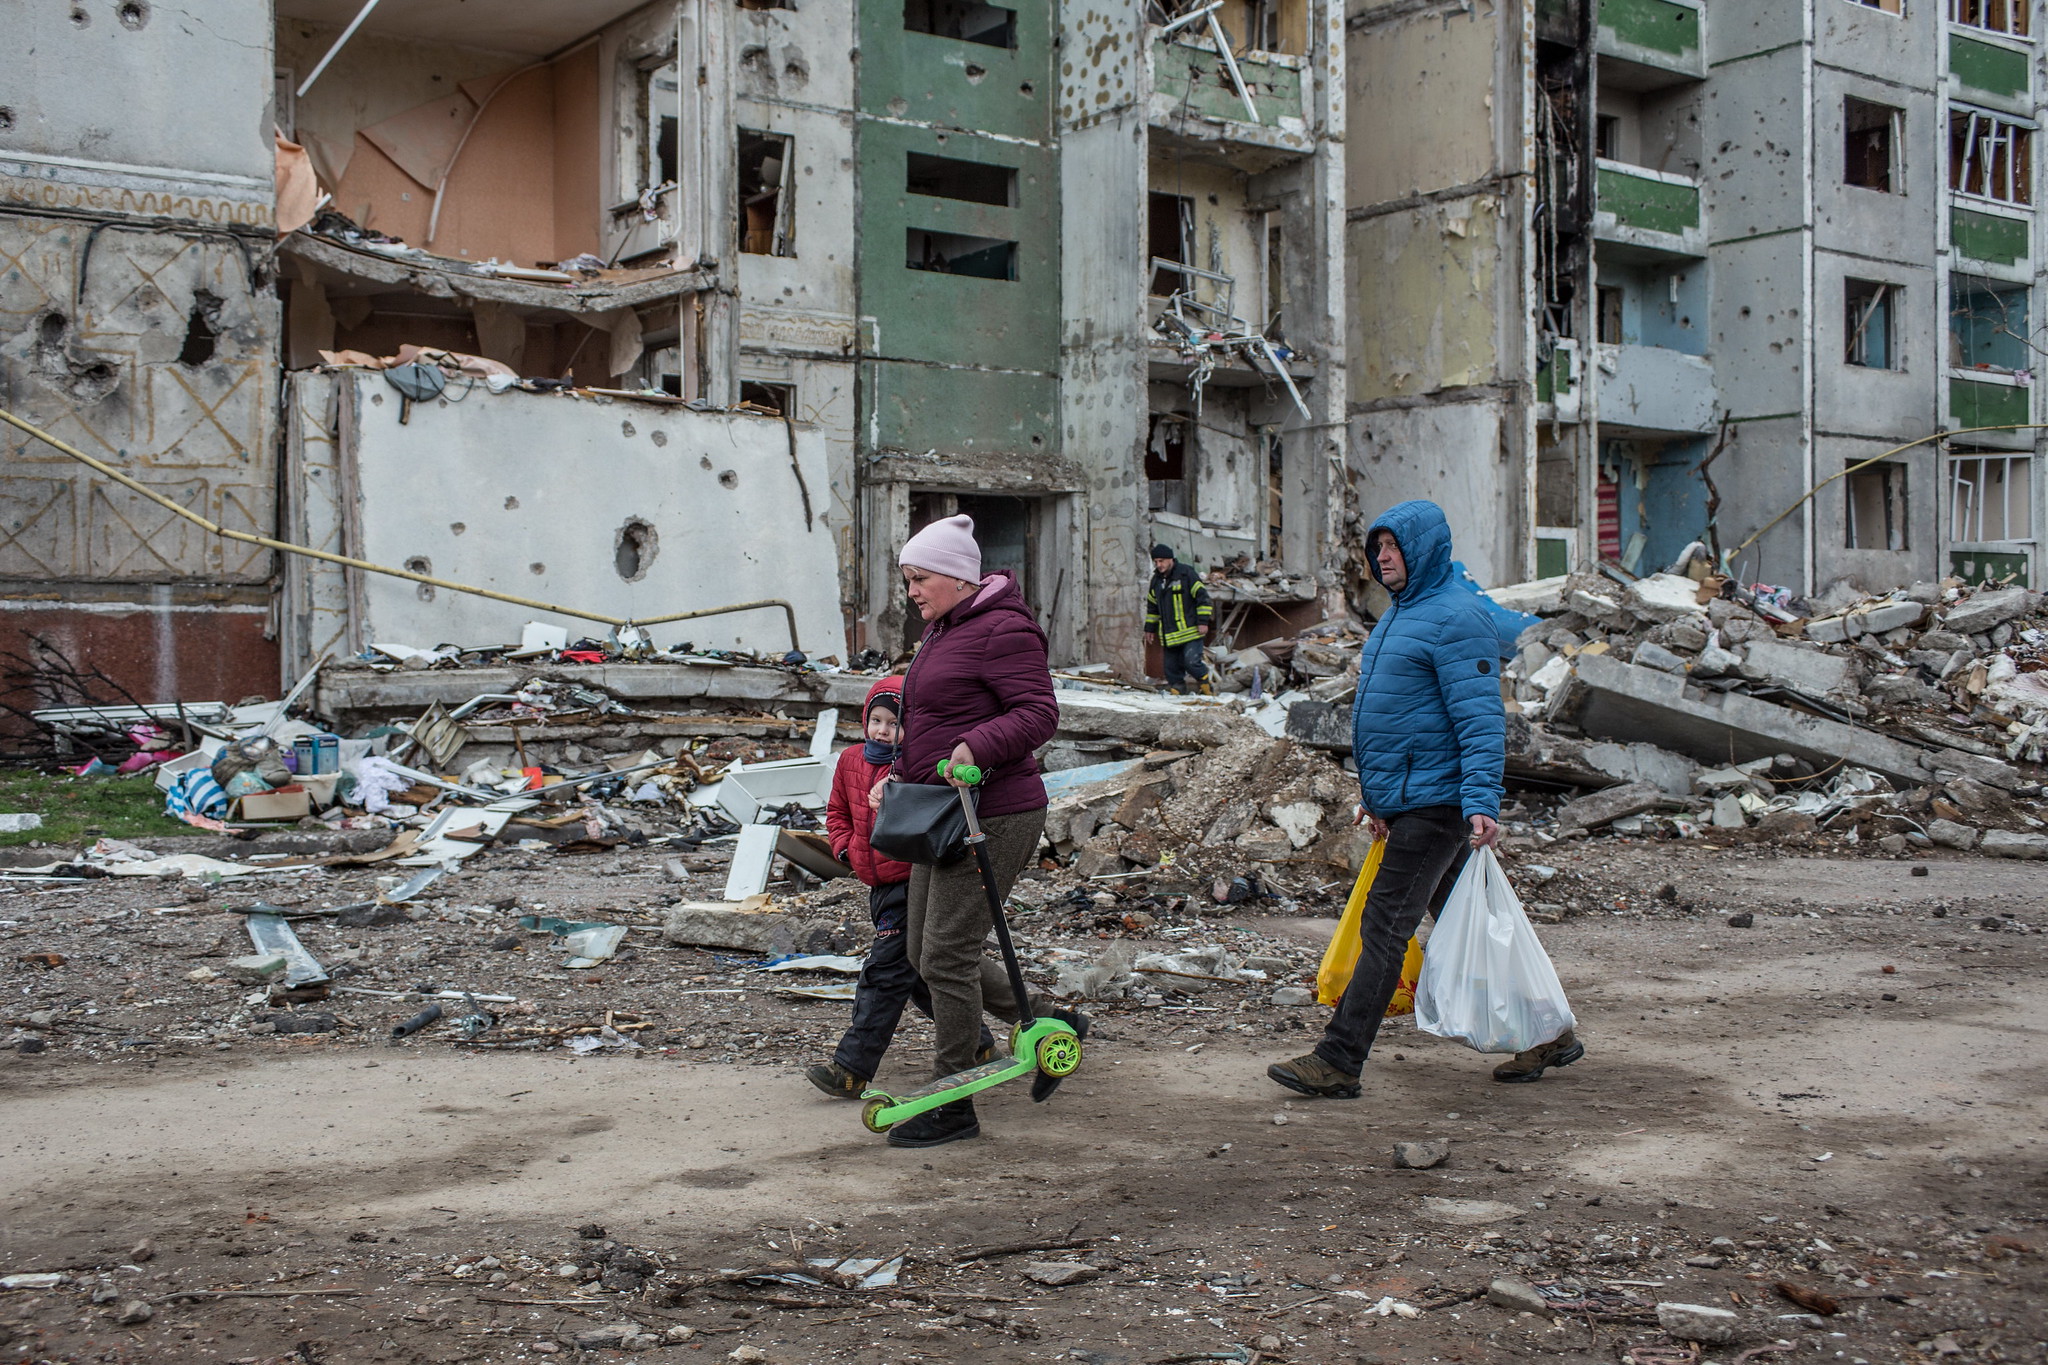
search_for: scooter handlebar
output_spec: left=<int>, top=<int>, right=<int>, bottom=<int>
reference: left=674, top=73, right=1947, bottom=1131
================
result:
left=936, top=759, right=984, bottom=786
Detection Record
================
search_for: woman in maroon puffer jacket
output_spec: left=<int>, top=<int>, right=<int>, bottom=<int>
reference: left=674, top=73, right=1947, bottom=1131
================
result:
left=877, top=514, right=1086, bottom=1148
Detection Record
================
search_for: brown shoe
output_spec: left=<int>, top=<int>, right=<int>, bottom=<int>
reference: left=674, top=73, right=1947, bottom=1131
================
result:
left=805, top=1060, right=868, bottom=1099
left=1492, top=1030, right=1584, bottom=1084
left=1267, top=1053, right=1361, bottom=1099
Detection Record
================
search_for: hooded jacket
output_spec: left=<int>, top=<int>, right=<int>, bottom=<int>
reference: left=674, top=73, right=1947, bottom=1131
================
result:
left=894, top=570, right=1059, bottom=818
left=1349, top=500, right=1505, bottom=821
left=825, top=676, right=912, bottom=887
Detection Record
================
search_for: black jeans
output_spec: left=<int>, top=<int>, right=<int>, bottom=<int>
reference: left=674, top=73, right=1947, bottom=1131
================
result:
left=1162, top=638, right=1208, bottom=690
left=833, top=881, right=992, bottom=1080
left=1314, top=805, right=1471, bottom=1077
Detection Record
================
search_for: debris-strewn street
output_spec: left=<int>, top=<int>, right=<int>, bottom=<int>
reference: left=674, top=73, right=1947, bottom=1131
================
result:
left=3, top=840, right=2042, bottom=1364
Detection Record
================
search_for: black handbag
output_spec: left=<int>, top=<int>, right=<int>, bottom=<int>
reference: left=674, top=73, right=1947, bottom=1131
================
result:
left=870, top=781, right=973, bottom=866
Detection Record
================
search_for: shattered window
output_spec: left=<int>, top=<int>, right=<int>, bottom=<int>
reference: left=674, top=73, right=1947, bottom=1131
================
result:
left=1147, top=192, right=1194, bottom=297
left=1844, top=96, right=1901, bottom=192
left=1950, top=274, right=2031, bottom=374
left=907, top=152, right=1016, bottom=207
left=905, top=228, right=1017, bottom=280
left=1950, top=0, right=2028, bottom=35
left=1845, top=279, right=1896, bottom=368
left=1147, top=414, right=1192, bottom=517
left=738, top=129, right=795, bottom=257
left=1949, top=109, right=2034, bottom=205
left=1949, top=451, right=2034, bottom=542
left=904, top=0, right=1017, bottom=48
left=1845, top=462, right=1909, bottom=550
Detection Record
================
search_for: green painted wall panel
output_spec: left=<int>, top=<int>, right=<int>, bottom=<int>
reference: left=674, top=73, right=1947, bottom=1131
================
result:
left=1598, top=165, right=1700, bottom=234
left=1151, top=42, right=1303, bottom=125
left=856, top=120, right=1058, bottom=372
left=1953, top=207, right=2029, bottom=265
left=864, top=361, right=1059, bottom=457
left=1950, top=376, right=2031, bottom=428
left=1597, top=0, right=1699, bottom=60
left=1536, top=536, right=1572, bottom=579
left=1951, top=548, right=2028, bottom=584
left=1950, top=34, right=2029, bottom=100
left=858, top=2, right=1052, bottom=142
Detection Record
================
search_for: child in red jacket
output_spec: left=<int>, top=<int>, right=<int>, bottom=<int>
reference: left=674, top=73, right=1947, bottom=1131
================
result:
left=806, top=676, right=990, bottom=1097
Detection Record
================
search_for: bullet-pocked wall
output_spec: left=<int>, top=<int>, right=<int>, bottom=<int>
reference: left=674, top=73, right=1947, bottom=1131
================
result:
left=0, top=0, right=282, bottom=720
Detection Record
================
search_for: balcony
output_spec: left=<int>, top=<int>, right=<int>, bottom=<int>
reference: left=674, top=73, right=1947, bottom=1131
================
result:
left=1595, top=0, right=1704, bottom=88
left=1950, top=373, right=2033, bottom=438
left=1597, top=343, right=1716, bottom=434
left=1595, top=159, right=1705, bottom=258
left=1149, top=38, right=1313, bottom=160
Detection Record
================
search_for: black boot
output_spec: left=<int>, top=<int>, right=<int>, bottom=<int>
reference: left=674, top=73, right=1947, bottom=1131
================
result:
left=1030, top=1008, right=1090, bottom=1103
left=886, top=1098, right=980, bottom=1148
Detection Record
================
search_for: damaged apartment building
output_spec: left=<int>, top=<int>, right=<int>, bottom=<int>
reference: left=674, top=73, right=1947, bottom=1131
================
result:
left=1348, top=0, right=2047, bottom=596
left=0, top=0, right=1346, bottom=707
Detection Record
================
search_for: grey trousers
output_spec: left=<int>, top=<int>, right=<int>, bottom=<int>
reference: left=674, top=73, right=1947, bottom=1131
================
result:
left=904, top=806, right=1049, bottom=1079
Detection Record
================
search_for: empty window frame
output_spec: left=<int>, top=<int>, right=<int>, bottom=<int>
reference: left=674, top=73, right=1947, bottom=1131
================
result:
left=1950, top=0, right=2029, bottom=36
left=1949, top=451, right=2035, bottom=542
left=1950, top=110, right=2035, bottom=205
left=1596, top=286, right=1625, bottom=344
left=1595, top=114, right=1622, bottom=161
left=1847, top=0, right=1903, bottom=14
left=905, top=228, right=1017, bottom=279
left=1846, top=462, right=1910, bottom=549
left=1147, top=191, right=1194, bottom=297
left=1951, top=274, right=2032, bottom=372
left=1844, top=97, right=1902, bottom=191
left=1845, top=279, right=1897, bottom=368
left=738, top=129, right=795, bottom=256
left=904, top=0, right=1016, bottom=47
left=645, top=60, right=681, bottom=194
left=907, top=151, right=1016, bottom=206
left=739, top=381, right=794, bottom=415
left=1146, top=414, right=1192, bottom=517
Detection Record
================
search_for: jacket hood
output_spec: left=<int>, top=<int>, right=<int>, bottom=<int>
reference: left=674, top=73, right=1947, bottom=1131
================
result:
left=863, top=674, right=903, bottom=722
left=941, top=568, right=1034, bottom=626
left=1366, top=500, right=1456, bottom=601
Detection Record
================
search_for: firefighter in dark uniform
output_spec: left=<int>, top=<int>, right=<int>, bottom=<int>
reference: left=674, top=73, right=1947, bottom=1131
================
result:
left=1144, top=543, right=1213, bottom=694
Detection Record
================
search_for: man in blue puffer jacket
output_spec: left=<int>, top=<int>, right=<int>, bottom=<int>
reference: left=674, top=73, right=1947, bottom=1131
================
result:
left=1268, top=500, right=1583, bottom=1096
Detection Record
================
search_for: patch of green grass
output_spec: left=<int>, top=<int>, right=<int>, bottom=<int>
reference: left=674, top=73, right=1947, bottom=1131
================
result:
left=0, top=768, right=194, bottom=847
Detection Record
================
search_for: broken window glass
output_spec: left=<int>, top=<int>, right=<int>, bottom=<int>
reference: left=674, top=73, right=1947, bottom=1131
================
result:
left=907, top=152, right=1016, bottom=207
left=1950, top=274, right=2031, bottom=374
left=1844, top=96, right=1901, bottom=192
left=1845, top=462, right=1908, bottom=550
left=905, top=228, right=1017, bottom=280
left=1949, top=109, right=2034, bottom=205
left=904, top=0, right=1017, bottom=48
left=1950, top=0, right=2028, bottom=36
left=1147, top=414, right=1192, bottom=517
left=1949, top=451, right=2034, bottom=543
left=1845, top=279, right=1896, bottom=369
left=738, top=129, right=795, bottom=257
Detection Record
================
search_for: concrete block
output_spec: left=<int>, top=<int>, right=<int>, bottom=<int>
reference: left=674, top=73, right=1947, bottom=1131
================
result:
left=226, top=953, right=288, bottom=984
left=1807, top=600, right=1927, bottom=643
left=1926, top=818, right=1979, bottom=851
left=1557, top=781, right=1677, bottom=830
left=1487, top=1276, right=1554, bottom=1317
left=1942, top=588, right=2041, bottom=635
left=1624, top=573, right=1708, bottom=624
left=1285, top=700, right=1352, bottom=751
left=1655, top=1302, right=1739, bottom=1343
left=1692, top=635, right=1743, bottom=678
left=1557, top=653, right=2014, bottom=789
left=1740, top=639, right=1855, bottom=697
left=1981, top=830, right=2048, bottom=859
left=662, top=903, right=826, bottom=954
left=1632, top=641, right=1688, bottom=674
left=1582, top=741, right=1700, bottom=797
left=1711, top=793, right=1746, bottom=828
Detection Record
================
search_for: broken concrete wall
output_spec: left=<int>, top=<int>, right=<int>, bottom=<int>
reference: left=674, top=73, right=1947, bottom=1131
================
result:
left=283, top=371, right=843, bottom=670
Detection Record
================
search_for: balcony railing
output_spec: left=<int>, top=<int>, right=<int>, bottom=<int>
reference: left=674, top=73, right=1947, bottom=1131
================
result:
left=1595, top=159, right=1705, bottom=255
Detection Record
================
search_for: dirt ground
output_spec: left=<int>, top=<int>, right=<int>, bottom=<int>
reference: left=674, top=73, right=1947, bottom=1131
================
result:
left=1, top=837, right=2044, bottom=1365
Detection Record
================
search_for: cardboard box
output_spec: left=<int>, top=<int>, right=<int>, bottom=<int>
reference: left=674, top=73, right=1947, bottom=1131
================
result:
left=233, top=786, right=312, bottom=822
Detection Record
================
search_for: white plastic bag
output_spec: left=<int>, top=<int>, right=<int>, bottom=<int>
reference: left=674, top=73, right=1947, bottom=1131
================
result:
left=1413, top=847, right=1576, bottom=1054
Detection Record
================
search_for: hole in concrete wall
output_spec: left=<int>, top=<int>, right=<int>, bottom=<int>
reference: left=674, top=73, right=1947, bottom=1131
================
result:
left=719, top=470, right=739, bottom=489
left=117, top=1, right=149, bottom=29
left=739, top=381, right=793, bottom=415
left=650, top=430, right=669, bottom=447
left=1845, top=462, right=1908, bottom=551
left=69, top=7, right=89, bottom=26
left=1843, top=96, right=1900, bottom=193
left=621, top=420, right=637, bottom=438
left=0, top=109, right=15, bottom=133
left=405, top=556, right=435, bottom=601
left=504, top=496, right=520, bottom=510
left=906, top=228, right=1017, bottom=280
left=450, top=522, right=467, bottom=535
left=907, top=151, right=1016, bottom=207
left=905, top=0, right=1016, bottom=48
left=614, top=518, right=659, bottom=582
left=38, top=312, right=67, bottom=347
left=1146, top=414, right=1192, bottom=516
left=738, top=129, right=796, bottom=256
left=178, top=292, right=221, bottom=367
left=700, top=457, right=714, bottom=470
left=32, top=310, right=119, bottom=405
left=530, top=562, right=546, bottom=575
left=963, top=64, right=986, bottom=82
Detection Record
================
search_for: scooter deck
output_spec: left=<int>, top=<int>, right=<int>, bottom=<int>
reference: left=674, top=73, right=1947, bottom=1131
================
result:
left=860, top=1018, right=1078, bottom=1132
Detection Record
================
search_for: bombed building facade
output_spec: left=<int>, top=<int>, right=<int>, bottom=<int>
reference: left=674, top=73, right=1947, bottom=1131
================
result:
left=0, top=0, right=1346, bottom=702
left=1351, top=0, right=2047, bottom=597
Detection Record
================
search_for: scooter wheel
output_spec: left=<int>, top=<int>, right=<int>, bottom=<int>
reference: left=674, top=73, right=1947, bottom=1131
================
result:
left=860, top=1098, right=891, bottom=1134
left=1035, top=1031, right=1082, bottom=1078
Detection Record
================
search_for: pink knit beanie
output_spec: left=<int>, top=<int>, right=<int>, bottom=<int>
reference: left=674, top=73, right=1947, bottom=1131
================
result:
left=898, top=514, right=982, bottom=583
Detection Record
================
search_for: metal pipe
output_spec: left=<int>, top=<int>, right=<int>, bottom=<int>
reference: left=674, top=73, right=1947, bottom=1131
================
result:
left=0, top=406, right=804, bottom=653
left=296, top=0, right=382, bottom=99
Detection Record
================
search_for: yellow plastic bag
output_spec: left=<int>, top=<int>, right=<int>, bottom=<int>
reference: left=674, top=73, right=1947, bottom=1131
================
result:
left=1315, top=839, right=1423, bottom=1013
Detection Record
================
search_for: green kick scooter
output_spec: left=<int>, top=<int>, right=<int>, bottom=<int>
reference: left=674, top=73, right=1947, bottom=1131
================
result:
left=858, top=761, right=1084, bottom=1135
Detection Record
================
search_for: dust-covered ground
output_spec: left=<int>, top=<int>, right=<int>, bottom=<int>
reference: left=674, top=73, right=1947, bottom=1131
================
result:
left=0, top=839, right=2044, bottom=1365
